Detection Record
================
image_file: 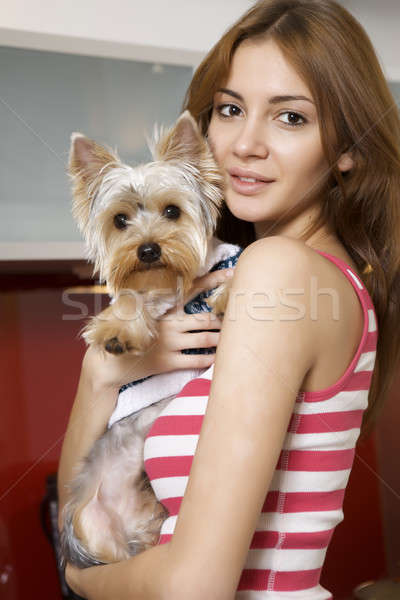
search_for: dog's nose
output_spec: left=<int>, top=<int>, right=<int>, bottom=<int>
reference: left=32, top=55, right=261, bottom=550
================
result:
left=137, top=242, right=161, bottom=263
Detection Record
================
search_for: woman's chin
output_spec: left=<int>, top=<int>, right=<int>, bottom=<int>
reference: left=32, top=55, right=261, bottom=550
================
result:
left=226, top=198, right=267, bottom=224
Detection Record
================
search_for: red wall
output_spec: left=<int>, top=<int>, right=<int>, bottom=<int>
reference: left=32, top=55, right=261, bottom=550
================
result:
left=0, top=279, right=90, bottom=599
left=0, top=276, right=388, bottom=599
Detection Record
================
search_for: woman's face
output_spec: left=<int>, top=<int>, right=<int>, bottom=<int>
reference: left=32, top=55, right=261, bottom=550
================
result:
left=207, top=38, right=329, bottom=239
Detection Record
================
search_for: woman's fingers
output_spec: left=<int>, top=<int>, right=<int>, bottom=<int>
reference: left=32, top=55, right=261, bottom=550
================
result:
left=176, top=330, right=220, bottom=350
left=160, top=308, right=222, bottom=332
left=152, top=269, right=234, bottom=372
left=170, top=350, right=217, bottom=371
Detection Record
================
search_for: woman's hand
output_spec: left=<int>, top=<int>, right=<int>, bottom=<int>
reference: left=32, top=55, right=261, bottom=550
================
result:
left=81, top=267, right=234, bottom=392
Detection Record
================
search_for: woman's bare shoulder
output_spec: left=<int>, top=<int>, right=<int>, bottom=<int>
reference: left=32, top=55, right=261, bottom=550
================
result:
left=230, top=235, right=318, bottom=368
left=257, top=237, right=365, bottom=394
left=235, top=234, right=364, bottom=393
left=240, top=235, right=359, bottom=281
left=238, top=235, right=312, bottom=274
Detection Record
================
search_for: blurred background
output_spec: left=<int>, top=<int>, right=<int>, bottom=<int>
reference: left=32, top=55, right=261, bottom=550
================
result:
left=0, top=1, right=399, bottom=598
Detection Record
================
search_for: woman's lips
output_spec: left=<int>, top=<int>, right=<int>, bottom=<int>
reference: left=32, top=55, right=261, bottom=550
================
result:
left=229, top=173, right=274, bottom=195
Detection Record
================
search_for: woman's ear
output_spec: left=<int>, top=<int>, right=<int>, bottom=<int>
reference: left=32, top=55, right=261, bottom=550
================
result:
left=337, top=150, right=354, bottom=173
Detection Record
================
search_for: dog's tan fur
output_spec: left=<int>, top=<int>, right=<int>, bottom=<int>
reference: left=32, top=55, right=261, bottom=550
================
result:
left=68, top=111, right=226, bottom=356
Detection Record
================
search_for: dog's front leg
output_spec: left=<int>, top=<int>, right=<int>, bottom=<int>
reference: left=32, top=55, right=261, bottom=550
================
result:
left=82, top=292, right=157, bottom=355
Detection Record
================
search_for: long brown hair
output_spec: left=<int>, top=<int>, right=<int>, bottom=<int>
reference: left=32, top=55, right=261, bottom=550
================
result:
left=182, top=0, right=400, bottom=439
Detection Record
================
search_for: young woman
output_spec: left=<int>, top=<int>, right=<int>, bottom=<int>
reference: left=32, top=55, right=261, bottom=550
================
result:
left=59, top=1, right=400, bottom=598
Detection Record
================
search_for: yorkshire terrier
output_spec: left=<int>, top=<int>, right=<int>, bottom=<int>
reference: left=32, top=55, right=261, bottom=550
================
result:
left=60, top=111, right=242, bottom=568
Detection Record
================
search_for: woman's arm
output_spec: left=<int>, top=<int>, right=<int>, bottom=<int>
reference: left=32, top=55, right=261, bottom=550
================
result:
left=57, top=366, right=118, bottom=522
left=63, top=235, right=317, bottom=600
left=65, top=541, right=172, bottom=599
left=163, top=235, right=317, bottom=600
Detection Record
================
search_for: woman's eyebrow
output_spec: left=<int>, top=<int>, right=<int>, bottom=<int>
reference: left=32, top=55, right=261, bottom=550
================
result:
left=217, top=87, right=314, bottom=105
left=217, top=88, right=244, bottom=101
left=269, top=94, right=315, bottom=105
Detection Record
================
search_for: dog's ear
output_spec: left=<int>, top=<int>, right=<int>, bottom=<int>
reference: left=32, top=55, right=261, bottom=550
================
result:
left=68, top=133, right=120, bottom=233
left=155, top=111, right=224, bottom=236
left=153, top=110, right=205, bottom=165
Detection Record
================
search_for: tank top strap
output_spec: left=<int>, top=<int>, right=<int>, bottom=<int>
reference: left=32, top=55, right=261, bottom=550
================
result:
left=312, top=248, right=376, bottom=322
left=300, top=248, right=378, bottom=401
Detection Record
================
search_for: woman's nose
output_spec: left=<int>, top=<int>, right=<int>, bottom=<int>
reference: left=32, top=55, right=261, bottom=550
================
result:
left=232, top=120, right=269, bottom=159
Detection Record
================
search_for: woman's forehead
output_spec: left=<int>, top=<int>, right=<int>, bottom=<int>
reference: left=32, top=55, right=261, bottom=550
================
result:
left=224, top=39, right=313, bottom=100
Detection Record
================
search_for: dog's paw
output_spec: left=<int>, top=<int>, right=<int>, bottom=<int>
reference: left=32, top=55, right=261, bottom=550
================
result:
left=207, top=280, right=231, bottom=317
left=104, top=329, right=154, bottom=356
left=104, top=336, right=133, bottom=355
left=81, top=304, right=156, bottom=356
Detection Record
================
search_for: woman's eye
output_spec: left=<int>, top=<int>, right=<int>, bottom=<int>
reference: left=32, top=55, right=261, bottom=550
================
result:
left=163, top=205, right=181, bottom=220
left=279, top=111, right=306, bottom=127
left=217, top=103, right=242, bottom=118
left=113, top=213, right=129, bottom=229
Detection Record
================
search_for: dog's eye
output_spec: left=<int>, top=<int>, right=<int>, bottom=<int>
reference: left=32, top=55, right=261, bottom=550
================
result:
left=114, top=213, right=128, bottom=229
left=163, top=205, right=181, bottom=220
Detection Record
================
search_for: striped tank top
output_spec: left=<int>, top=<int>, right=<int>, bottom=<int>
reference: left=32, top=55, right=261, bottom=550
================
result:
left=143, top=249, right=378, bottom=599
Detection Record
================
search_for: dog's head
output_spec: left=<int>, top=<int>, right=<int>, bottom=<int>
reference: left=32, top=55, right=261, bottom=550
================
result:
left=68, top=111, right=224, bottom=296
